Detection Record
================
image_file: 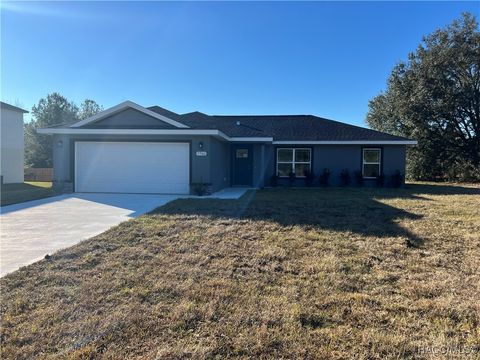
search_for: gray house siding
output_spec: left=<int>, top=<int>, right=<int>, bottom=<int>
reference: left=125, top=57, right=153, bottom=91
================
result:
left=261, top=144, right=407, bottom=187
left=52, top=133, right=408, bottom=193
left=315, top=145, right=360, bottom=185
left=261, top=144, right=275, bottom=187
left=52, top=134, right=72, bottom=185
left=252, top=144, right=265, bottom=188
left=83, top=108, right=175, bottom=129
left=382, top=145, right=406, bottom=176
left=209, top=137, right=230, bottom=192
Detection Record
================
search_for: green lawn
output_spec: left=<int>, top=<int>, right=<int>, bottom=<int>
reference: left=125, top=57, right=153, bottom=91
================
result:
left=1, top=181, right=55, bottom=206
left=1, top=183, right=479, bottom=359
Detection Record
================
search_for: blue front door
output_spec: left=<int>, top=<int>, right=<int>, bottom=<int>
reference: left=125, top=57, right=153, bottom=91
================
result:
left=232, top=145, right=253, bottom=186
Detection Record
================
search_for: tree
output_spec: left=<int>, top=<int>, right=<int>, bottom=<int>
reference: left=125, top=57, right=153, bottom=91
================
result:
left=366, top=13, right=480, bottom=181
left=25, top=93, right=102, bottom=168
left=79, top=99, right=103, bottom=120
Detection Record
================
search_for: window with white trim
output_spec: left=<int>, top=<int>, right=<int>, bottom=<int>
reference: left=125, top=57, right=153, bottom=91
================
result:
left=362, top=148, right=381, bottom=178
left=276, top=148, right=311, bottom=177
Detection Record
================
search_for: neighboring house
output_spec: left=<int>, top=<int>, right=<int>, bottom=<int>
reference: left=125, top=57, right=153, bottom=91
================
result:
left=38, top=101, right=416, bottom=194
left=1, top=102, right=27, bottom=184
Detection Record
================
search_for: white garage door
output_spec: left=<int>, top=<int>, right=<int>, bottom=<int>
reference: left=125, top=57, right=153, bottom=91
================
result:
left=75, top=142, right=190, bottom=194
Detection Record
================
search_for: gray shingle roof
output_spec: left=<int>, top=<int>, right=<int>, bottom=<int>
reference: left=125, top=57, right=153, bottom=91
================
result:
left=148, top=107, right=410, bottom=141
left=38, top=103, right=411, bottom=142
left=147, top=106, right=182, bottom=121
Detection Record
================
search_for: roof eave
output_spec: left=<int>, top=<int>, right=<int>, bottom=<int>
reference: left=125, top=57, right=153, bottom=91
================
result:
left=272, top=140, right=418, bottom=145
left=36, top=128, right=274, bottom=142
left=36, top=128, right=416, bottom=145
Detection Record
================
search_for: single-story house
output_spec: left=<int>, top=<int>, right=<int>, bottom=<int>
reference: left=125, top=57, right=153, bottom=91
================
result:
left=38, top=101, right=416, bottom=194
left=1, top=102, right=28, bottom=184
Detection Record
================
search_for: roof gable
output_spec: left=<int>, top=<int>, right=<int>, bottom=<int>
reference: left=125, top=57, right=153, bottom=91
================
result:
left=71, top=101, right=189, bottom=129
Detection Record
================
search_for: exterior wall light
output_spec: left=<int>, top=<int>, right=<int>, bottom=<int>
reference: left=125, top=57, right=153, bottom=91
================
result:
left=199, top=141, right=204, bottom=149
left=57, top=140, right=63, bottom=148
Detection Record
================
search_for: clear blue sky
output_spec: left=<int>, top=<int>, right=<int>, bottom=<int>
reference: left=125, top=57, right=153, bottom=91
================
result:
left=1, top=1, right=479, bottom=125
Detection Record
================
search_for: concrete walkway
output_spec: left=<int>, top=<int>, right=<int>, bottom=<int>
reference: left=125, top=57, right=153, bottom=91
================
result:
left=0, top=188, right=250, bottom=277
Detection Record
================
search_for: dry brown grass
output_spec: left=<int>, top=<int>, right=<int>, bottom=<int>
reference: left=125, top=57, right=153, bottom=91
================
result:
left=1, top=182, right=479, bottom=359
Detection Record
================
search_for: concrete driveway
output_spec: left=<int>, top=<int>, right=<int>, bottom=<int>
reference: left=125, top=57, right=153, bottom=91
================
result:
left=0, top=193, right=183, bottom=277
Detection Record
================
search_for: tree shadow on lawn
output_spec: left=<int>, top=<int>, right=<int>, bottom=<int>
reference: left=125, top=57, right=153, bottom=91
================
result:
left=154, top=183, right=479, bottom=247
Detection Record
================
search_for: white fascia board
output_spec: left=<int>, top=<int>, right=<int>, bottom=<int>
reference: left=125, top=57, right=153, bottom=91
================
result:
left=273, top=140, right=418, bottom=145
left=229, top=137, right=274, bottom=142
left=70, top=100, right=189, bottom=129
left=38, top=128, right=223, bottom=137
left=36, top=128, right=273, bottom=142
left=36, top=128, right=415, bottom=145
